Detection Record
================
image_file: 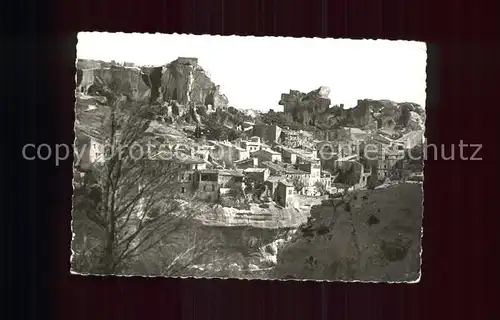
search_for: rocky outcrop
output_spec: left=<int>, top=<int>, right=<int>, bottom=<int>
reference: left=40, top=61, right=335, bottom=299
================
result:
left=160, top=57, right=229, bottom=110
left=277, top=86, right=424, bottom=132
left=274, top=183, right=422, bottom=281
left=76, top=58, right=230, bottom=124
left=279, top=87, right=332, bottom=126
left=366, top=100, right=425, bottom=130
left=76, top=65, right=151, bottom=102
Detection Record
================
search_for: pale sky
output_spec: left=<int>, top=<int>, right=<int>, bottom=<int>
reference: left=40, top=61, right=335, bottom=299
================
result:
left=77, top=32, right=427, bottom=111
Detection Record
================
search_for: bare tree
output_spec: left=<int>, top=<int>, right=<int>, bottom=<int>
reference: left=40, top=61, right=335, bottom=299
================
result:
left=72, top=71, right=213, bottom=275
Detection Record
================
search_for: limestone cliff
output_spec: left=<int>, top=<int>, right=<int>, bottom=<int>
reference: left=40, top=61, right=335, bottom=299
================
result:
left=279, top=87, right=332, bottom=126
left=334, top=99, right=425, bottom=131
left=160, top=57, right=229, bottom=110
left=274, top=183, right=422, bottom=281
left=278, top=86, right=425, bottom=132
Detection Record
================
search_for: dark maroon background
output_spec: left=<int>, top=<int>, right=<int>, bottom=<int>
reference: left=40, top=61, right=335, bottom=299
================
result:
left=7, top=0, right=498, bottom=319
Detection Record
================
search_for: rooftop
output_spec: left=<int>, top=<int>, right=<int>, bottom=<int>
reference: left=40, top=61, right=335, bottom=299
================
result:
left=243, top=168, right=269, bottom=173
left=252, top=148, right=281, bottom=156
left=199, top=169, right=219, bottom=174
left=148, top=152, right=206, bottom=164
left=296, top=155, right=320, bottom=163
left=261, top=161, right=308, bottom=175
left=219, top=170, right=245, bottom=177
left=336, top=154, right=359, bottom=162
left=234, top=157, right=256, bottom=164
left=278, top=180, right=294, bottom=187
left=350, top=128, right=368, bottom=134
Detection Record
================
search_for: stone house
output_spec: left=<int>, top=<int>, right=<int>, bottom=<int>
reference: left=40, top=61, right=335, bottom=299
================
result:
left=361, top=142, right=402, bottom=180
left=253, top=124, right=282, bottom=143
left=276, top=146, right=317, bottom=164
left=243, top=167, right=270, bottom=184
left=260, top=161, right=309, bottom=182
left=279, top=147, right=300, bottom=164
left=194, top=169, right=244, bottom=201
left=234, top=157, right=259, bottom=169
left=218, top=169, right=245, bottom=188
left=239, top=136, right=263, bottom=152
left=194, top=170, right=220, bottom=202
left=332, top=154, right=359, bottom=172
left=263, top=176, right=281, bottom=199
left=251, top=148, right=282, bottom=163
left=320, top=171, right=338, bottom=192
left=218, top=141, right=250, bottom=161
left=275, top=181, right=295, bottom=208
left=74, top=132, right=105, bottom=171
left=296, top=156, right=322, bottom=187
left=171, top=154, right=208, bottom=195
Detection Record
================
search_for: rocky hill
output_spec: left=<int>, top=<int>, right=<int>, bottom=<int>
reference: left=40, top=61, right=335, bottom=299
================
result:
left=278, top=87, right=425, bottom=132
left=274, top=183, right=423, bottom=281
left=75, top=57, right=253, bottom=127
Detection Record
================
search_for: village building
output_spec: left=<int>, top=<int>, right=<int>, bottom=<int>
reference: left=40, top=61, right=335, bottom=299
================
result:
left=169, top=154, right=208, bottom=195
left=252, top=124, right=282, bottom=143
left=243, top=167, right=270, bottom=184
left=279, top=129, right=314, bottom=148
left=74, top=132, right=106, bottom=171
left=217, top=170, right=245, bottom=196
left=194, top=170, right=219, bottom=202
left=263, top=176, right=280, bottom=199
left=320, top=171, right=338, bottom=192
left=360, top=141, right=403, bottom=180
left=275, top=180, right=295, bottom=208
left=260, top=161, right=309, bottom=185
left=280, top=147, right=300, bottom=164
left=332, top=154, right=359, bottom=172
left=220, top=141, right=250, bottom=161
left=208, top=140, right=250, bottom=163
left=234, top=157, right=259, bottom=169
left=239, top=136, right=263, bottom=152
left=296, top=155, right=322, bottom=187
left=251, top=148, right=282, bottom=163
left=193, top=169, right=244, bottom=202
left=275, top=145, right=318, bottom=164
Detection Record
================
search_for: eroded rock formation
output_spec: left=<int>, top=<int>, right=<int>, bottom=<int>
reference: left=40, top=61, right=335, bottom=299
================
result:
left=76, top=57, right=230, bottom=123
left=160, top=57, right=229, bottom=110
left=279, top=86, right=332, bottom=126
left=277, top=88, right=425, bottom=131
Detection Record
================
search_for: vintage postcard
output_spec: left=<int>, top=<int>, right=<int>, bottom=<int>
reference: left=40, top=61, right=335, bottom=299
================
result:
left=72, top=32, right=426, bottom=282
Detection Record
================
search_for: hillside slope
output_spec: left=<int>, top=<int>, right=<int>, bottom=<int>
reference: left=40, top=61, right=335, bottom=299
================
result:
left=274, top=183, right=423, bottom=281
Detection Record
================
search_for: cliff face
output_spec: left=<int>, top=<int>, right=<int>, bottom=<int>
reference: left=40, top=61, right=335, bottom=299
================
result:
left=335, top=99, right=425, bottom=131
left=279, top=86, right=332, bottom=126
left=278, top=87, right=425, bottom=131
left=274, top=183, right=422, bottom=281
left=76, top=58, right=229, bottom=122
left=76, top=65, right=151, bottom=102
left=160, top=58, right=229, bottom=109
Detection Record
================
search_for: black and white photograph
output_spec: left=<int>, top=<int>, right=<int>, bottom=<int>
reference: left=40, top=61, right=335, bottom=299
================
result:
left=72, top=32, right=426, bottom=282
